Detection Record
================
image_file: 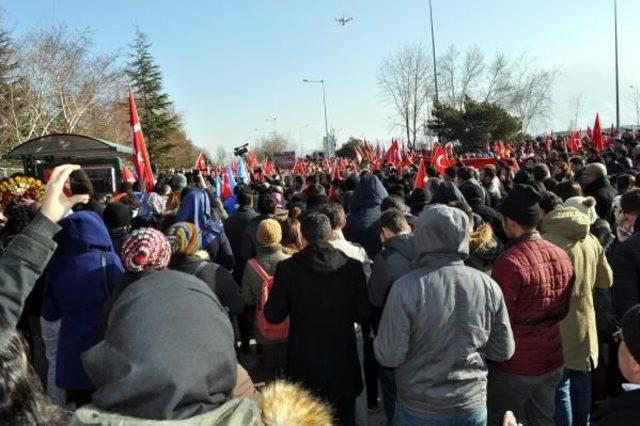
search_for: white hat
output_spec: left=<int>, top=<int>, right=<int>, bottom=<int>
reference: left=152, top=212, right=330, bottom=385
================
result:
left=564, top=196, right=598, bottom=225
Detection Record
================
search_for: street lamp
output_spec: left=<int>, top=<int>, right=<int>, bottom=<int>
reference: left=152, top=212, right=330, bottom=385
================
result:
left=630, top=85, right=640, bottom=127
left=614, top=0, right=620, bottom=130
left=302, top=79, right=330, bottom=154
left=428, top=0, right=439, bottom=103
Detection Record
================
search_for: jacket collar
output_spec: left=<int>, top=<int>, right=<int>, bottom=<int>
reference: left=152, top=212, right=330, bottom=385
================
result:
left=506, top=231, right=540, bottom=248
left=257, top=244, right=283, bottom=256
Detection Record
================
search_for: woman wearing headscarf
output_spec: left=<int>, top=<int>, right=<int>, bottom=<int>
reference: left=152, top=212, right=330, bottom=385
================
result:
left=176, top=189, right=235, bottom=270
left=167, top=222, right=243, bottom=316
left=41, top=210, right=124, bottom=407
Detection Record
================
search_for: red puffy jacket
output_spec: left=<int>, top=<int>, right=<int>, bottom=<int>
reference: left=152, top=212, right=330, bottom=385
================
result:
left=492, top=233, right=574, bottom=375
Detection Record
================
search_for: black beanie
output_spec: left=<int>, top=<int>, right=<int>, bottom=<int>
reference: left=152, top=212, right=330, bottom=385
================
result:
left=498, top=184, right=542, bottom=227
left=622, top=304, right=640, bottom=364
left=103, top=202, right=131, bottom=229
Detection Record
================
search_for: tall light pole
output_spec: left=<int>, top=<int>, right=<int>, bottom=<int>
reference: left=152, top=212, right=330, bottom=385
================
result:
left=630, top=85, right=640, bottom=127
left=428, top=0, right=439, bottom=103
left=302, top=79, right=330, bottom=154
left=614, top=0, right=620, bottom=130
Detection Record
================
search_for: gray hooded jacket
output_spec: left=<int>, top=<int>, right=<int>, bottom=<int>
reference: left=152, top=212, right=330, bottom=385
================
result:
left=373, top=205, right=514, bottom=414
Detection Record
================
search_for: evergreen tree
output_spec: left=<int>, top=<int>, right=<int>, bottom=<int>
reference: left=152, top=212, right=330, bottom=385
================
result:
left=126, top=28, right=180, bottom=161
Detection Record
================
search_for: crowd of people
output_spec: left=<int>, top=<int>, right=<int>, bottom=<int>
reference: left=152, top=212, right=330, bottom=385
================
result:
left=2, top=129, right=640, bottom=425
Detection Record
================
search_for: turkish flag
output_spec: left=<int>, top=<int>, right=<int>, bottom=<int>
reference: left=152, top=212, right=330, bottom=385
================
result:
left=263, top=158, right=275, bottom=176
left=414, top=158, right=427, bottom=189
left=592, top=113, right=604, bottom=153
left=194, top=152, right=208, bottom=171
left=432, top=145, right=448, bottom=175
left=220, top=167, right=233, bottom=200
left=122, top=165, right=136, bottom=183
left=129, top=88, right=155, bottom=192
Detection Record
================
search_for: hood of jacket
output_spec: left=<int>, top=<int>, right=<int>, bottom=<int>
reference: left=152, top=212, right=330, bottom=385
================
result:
left=414, top=204, right=469, bottom=267
left=69, top=398, right=260, bottom=426
left=54, top=210, right=114, bottom=255
left=540, top=206, right=590, bottom=241
left=349, top=174, right=388, bottom=212
left=430, top=181, right=465, bottom=205
left=384, top=234, right=415, bottom=262
left=82, top=270, right=236, bottom=421
left=292, top=241, right=349, bottom=275
left=176, top=189, right=222, bottom=247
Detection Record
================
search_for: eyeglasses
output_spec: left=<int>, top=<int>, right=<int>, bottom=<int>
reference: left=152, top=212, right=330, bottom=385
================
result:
left=613, top=328, right=624, bottom=344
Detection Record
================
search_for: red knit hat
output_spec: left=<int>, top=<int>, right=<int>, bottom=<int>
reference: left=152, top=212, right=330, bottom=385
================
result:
left=121, top=228, right=172, bottom=273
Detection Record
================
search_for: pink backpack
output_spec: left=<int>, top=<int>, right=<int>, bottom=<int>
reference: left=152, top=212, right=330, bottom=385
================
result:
left=247, top=259, right=289, bottom=341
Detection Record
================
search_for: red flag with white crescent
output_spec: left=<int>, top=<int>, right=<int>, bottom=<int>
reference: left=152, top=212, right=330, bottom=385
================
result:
left=432, top=145, right=448, bottom=175
left=194, top=152, right=208, bottom=171
left=129, top=88, right=155, bottom=192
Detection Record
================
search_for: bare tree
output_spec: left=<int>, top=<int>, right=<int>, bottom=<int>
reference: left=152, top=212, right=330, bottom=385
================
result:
left=377, top=43, right=433, bottom=149
left=434, top=45, right=556, bottom=133
left=253, top=133, right=295, bottom=160
left=3, top=25, right=124, bottom=145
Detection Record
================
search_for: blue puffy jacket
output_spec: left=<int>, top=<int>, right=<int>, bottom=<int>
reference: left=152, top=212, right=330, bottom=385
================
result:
left=344, top=174, right=388, bottom=259
left=42, top=211, right=124, bottom=390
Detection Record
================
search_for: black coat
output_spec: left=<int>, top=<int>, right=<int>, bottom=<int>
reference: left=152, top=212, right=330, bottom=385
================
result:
left=592, top=388, right=640, bottom=425
left=584, top=177, right=617, bottom=221
left=224, top=206, right=258, bottom=262
left=169, top=254, right=244, bottom=316
left=264, top=241, right=372, bottom=399
left=611, top=232, right=640, bottom=319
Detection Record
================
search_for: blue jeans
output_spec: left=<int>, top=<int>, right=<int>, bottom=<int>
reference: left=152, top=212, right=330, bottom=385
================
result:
left=554, top=369, right=591, bottom=426
left=393, top=402, right=487, bottom=426
left=379, top=366, right=397, bottom=423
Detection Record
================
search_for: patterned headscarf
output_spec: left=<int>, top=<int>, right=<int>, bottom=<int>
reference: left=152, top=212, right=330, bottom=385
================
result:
left=121, top=228, right=172, bottom=272
left=166, top=222, right=201, bottom=255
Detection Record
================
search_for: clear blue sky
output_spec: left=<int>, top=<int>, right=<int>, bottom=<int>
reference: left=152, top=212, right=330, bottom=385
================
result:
left=2, top=0, right=639, bottom=154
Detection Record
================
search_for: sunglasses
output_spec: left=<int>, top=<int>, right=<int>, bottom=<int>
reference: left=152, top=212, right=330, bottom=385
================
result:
left=613, top=328, right=624, bottom=344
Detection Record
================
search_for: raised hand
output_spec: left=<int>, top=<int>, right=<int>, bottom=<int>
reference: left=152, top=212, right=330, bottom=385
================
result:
left=40, top=165, right=90, bottom=223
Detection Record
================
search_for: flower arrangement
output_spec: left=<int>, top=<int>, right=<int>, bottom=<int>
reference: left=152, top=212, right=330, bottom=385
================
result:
left=0, top=176, right=45, bottom=209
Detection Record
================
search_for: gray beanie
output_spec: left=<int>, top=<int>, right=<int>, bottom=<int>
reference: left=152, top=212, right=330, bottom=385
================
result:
left=170, top=174, right=188, bottom=192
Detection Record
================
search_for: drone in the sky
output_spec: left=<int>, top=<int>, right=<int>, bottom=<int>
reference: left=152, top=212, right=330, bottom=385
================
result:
left=335, top=15, right=353, bottom=26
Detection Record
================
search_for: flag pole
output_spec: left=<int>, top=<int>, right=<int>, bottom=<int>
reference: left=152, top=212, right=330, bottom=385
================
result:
left=614, top=0, right=620, bottom=130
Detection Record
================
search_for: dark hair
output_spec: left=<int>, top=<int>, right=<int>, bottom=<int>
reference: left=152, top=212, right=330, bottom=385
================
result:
left=306, top=184, right=326, bottom=198
left=456, top=167, right=473, bottom=181
left=237, top=191, right=253, bottom=207
left=552, top=180, right=582, bottom=201
left=617, top=173, right=636, bottom=193
left=305, top=174, right=320, bottom=185
left=426, top=165, right=439, bottom=178
left=532, top=164, right=550, bottom=182
left=379, top=209, right=410, bottom=235
left=319, top=203, right=346, bottom=230
left=132, top=181, right=142, bottom=192
left=300, top=213, right=332, bottom=243
left=621, top=189, right=640, bottom=216
left=569, top=156, right=585, bottom=167
left=257, top=193, right=277, bottom=215
left=482, top=166, right=497, bottom=179
left=280, top=217, right=303, bottom=250
left=0, top=322, right=69, bottom=425
left=539, top=192, right=562, bottom=213
left=444, top=167, right=457, bottom=179
left=70, top=170, right=94, bottom=196
left=3, top=202, right=35, bottom=238
left=381, top=195, right=406, bottom=212
left=119, top=181, right=133, bottom=193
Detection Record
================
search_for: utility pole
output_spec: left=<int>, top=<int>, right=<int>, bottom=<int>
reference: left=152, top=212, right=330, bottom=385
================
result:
left=614, top=0, right=621, bottom=130
left=429, top=0, right=439, bottom=103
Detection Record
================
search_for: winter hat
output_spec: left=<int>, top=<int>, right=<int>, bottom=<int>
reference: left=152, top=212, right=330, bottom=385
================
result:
left=170, top=173, right=188, bottom=192
left=621, top=304, right=640, bottom=364
left=166, top=222, right=201, bottom=255
left=103, top=202, right=131, bottom=229
left=498, top=184, right=542, bottom=227
left=564, top=196, right=598, bottom=225
left=257, top=219, right=282, bottom=246
left=121, top=228, right=172, bottom=272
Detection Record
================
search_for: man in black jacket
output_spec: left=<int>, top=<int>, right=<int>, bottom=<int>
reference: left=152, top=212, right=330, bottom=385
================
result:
left=593, top=304, right=640, bottom=425
left=367, top=208, right=414, bottom=423
left=223, top=191, right=258, bottom=282
left=265, top=213, right=372, bottom=426
left=582, top=163, right=617, bottom=220
left=612, top=189, right=640, bottom=318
